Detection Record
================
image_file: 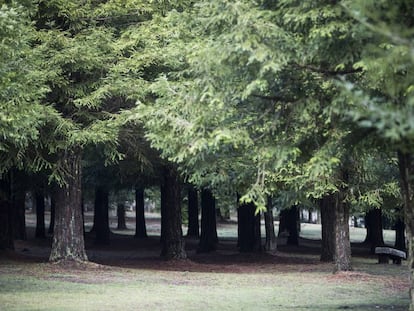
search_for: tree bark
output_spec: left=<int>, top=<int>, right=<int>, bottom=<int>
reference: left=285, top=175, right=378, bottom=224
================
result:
left=320, top=194, right=335, bottom=262
left=186, top=187, right=199, bottom=237
left=333, top=175, right=352, bottom=272
left=12, top=187, right=26, bottom=240
left=395, top=214, right=406, bottom=251
left=364, top=208, right=385, bottom=254
left=35, top=192, right=46, bottom=238
left=286, top=206, right=300, bottom=246
left=160, top=184, right=166, bottom=243
left=0, top=175, right=14, bottom=250
left=264, top=196, right=277, bottom=252
left=278, top=209, right=288, bottom=237
left=160, top=167, right=186, bottom=260
left=397, top=151, right=414, bottom=310
left=198, top=189, right=218, bottom=253
left=48, top=195, right=55, bottom=234
left=135, top=187, right=147, bottom=238
left=49, top=149, right=87, bottom=263
left=94, top=186, right=110, bottom=245
left=238, top=200, right=261, bottom=252
left=117, top=203, right=127, bottom=230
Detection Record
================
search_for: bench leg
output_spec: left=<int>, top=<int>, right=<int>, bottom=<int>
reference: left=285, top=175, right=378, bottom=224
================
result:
left=378, top=255, right=389, bottom=264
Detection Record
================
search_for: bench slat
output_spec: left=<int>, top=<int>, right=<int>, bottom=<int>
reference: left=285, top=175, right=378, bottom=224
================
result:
left=374, top=247, right=406, bottom=259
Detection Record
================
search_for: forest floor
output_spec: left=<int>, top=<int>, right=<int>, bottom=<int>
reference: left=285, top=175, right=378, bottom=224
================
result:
left=0, top=212, right=410, bottom=310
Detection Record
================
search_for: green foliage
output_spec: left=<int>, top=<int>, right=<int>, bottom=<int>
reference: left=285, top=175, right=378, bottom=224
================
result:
left=342, top=0, right=414, bottom=151
left=1, top=0, right=410, bottom=217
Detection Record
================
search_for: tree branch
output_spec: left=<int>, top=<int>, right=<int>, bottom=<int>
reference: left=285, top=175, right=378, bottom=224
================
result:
left=294, top=63, right=363, bottom=76
left=251, top=94, right=296, bottom=103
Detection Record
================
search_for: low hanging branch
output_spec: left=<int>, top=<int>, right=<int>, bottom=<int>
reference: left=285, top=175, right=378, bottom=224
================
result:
left=294, top=63, right=364, bottom=76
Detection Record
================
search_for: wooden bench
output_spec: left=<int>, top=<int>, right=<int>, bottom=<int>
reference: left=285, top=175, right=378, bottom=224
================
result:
left=374, top=247, right=406, bottom=265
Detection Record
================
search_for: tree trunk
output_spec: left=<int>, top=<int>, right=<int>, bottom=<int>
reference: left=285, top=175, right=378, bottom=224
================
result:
left=94, top=186, right=110, bottom=245
left=320, top=194, right=335, bottom=262
left=0, top=175, right=14, bottom=250
left=160, top=167, right=186, bottom=260
left=135, top=187, right=147, bottom=238
left=264, top=196, right=277, bottom=252
left=48, top=195, right=55, bottom=234
left=238, top=200, right=261, bottom=252
left=198, top=189, right=218, bottom=253
left=395, top=215, right=406, bottom=251
left=286, top=206, right=300, bottom=246
left=397, top=151, right=414, bottom=310
left=333, top=176, right=352, bottom=272
left=117, top=203, right=127, bottom=230
left=186, top=187, right=199, bottom=237
left=12, top=188, right=26, bottom=240
left=160, top=184, right=166, bottom=243
left=278, top=209, right=288, bottom=237
left=35, top=192, right=46, bottom=238
left=49, top=149, right=87, bottom=263
left=364, top=208, right=385, bottom=253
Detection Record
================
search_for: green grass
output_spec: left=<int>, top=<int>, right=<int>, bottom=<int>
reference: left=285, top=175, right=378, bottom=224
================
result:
left=6, top=214, right=408, bottom=310
left=0, top=258, right=409, bottom=311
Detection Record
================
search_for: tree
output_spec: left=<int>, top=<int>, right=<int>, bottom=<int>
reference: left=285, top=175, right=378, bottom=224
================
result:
left=135, top=187, right=147, bottom=238
left=93, top=185, right=110, bottom=245
left=34, top=191, right=46, bottom=239
left=160, top=167, right=186, bottom=259
left=0, top=1, right=53, bottom=250
left=364, top=208, right=385, bottom=253
left=186, top=187, right=200, bottom=238
left=341, top=1, right=414, bottom=306
left=198, top=189, right=218, bottom=253
left=320, top=195, right=335, bottom=262
left=264, top=196, right=277, bottom=252
left=30, top=0, right=133, bottom=262
left=238, top=196, right=262, bottom=253
left=49, top=149, right=88, bottom=262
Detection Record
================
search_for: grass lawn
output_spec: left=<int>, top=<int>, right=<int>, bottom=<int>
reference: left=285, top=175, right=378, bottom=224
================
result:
left=0, top=256, right=409, bottom=311
left=0, top=213, right=409, bottom=310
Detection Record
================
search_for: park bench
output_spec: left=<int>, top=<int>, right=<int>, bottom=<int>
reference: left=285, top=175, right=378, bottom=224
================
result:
left=374, top=247, right=406, bottom=265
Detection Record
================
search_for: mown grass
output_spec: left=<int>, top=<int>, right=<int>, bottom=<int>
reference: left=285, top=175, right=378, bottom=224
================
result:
left=2, top=214, right=408, bottom=310
left=0, top=256, right=409, bottom=311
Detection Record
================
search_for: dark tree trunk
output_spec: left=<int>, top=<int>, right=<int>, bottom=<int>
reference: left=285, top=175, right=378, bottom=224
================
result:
left=238, top=200, right=261, bottom=252
left=12, top=189, right=26, bottom=240
left=264, top=196, right=277, bottom=252
left=0, top=175, right=14, bottom=250
left=198, top=189, right=218, bottom=253
left=364, top=208, right=385, bottom=253
left=286, top=206, right=300, bottom=246
left=94, top=186, right=110, bottom=245
left=49, top=149, right=87, bottom=263
left=397, top=151, right=414, bottom=310
left=186, top=187, right=199, bottom=237
left=135, top=187, right=147, bottom=238
left=160, top=184, right=166, bottom=243
left=320, top=194, right=335, bottom=262
left=395, top=216, right=406, bottom=251
left=117, top=203, right=127, bottom=230
left=278, top=209, right=288, bottom=237
left=333, top=176, right=352, bottom=272
left=90, top=196, right=98, bottom=233
left=160, top=168, right=186, bottom=259
left=48, top=195, right=55, bottom=235
left=35, top=192, right=46, bottom=238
